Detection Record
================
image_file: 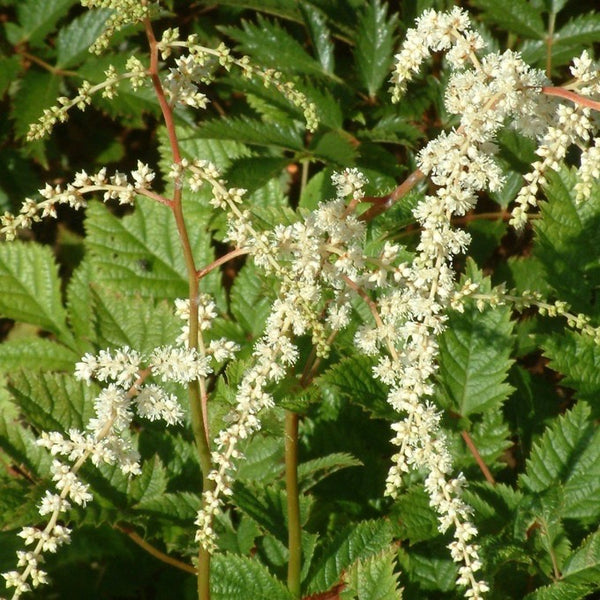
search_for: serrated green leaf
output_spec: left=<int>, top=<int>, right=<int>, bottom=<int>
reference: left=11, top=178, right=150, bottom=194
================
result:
left=65, top=258, right=95, bottom=349
left=297, top=452, right=362, bottom=492
left=15, top=0, right=77, bottom=46
left=319, top=354, right=395, bottom=420
left=543, top=330, right=600, bottom=406
left=229, top=261, right=275, bottom=337
left=301, top=2, right=334, bottom=72
left=56, top=8, right=111, bottom=68
left=210, top=553, right=293, bottom=600
left=561, top=528, right=600, bottom=587
left=0, top=413, right=53, bottom=477
left=197, top=116, right=304, bottom=151
left=396, top=548, right=457, bottom=592
left=236, top=435, right=285, bottom=483
left=0, top=337, right=77, bottom=373
left=221, top=15, right=334, bottom=80
left=554, top=13, right=600, bottom=49
left=437, top=261, right=514, bottom=417
left=342, top=548, right=402, bottom=600
left=225, top=157, right=291, bottom=193
left=470, top=0, right=545, bottom=39
left=12, top=70, right=60, bottom=139
left=85, top=200, right=219, bottom=302
left=525, top=581, right=593, bottom=600
left=129, top=456, right=168, bottom=505
left=8, top=370, right=98, bottom=432
left=0, top=242, right=74, bottom=345
left=310, top=130, right=357, bottom=165
left=354, top=0, right=398, bottom=98
left=307, top=519, right=393, bottom=594
left=534, top=166, right=600, bottom=318
left=136, top=490, right=200, bottom=522
left=0, top=55, right=21, bottom=97
left=92, top=287, right=181, bottom=354
left=392, top=485, right=439, bottom=544
left=520, top=402, right=600, bottom=521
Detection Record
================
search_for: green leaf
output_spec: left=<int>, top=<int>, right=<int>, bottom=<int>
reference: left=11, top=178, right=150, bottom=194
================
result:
left=561, top=529, right=600, bottom=586
left=0, top=55, right=22, bottom=97
left=8, top=370, right=98, bottom=432
left=306, top=519, right=393, bottom=594
left=15, top=0, right=77, bottom=46
left=210, top=553, right=293, bottom=600
left=534, top=166, right=600, bottom=318
left=229, top=261, right=276, bottom=337
left=297, top=452, right=362, bottom=492
left=392, top=485, right=440, bottom=544
left=520, top=402, right=600, bottom=521
left=197, top=116, right=304, bottom=151
left=319, top=354, right=395, bottom=420
left=309, top=130, right=357, bottom=165
left=225, top=157, right=291, bottom=194
left=436, top=261, right=514, bottom=417
left=220, top=15, right=332, bottom=80
left=396, top=548, right=457, bottom=592
left=543, top=330, right=600, bottom=406
left=236, top=435, right=285, bottom=483
left=65, top=258, right=95, bottom=349
left=354, top=0, right=398, bottom=98
left=129, top=456, right=168, bottom=505
left=11, top=70, right=60, bottom=139
left=301, top=2, right=334, bottom=73
left=554, top=13, right=600, bottom=50
left=470, top=0, right=545, bottom=39
left=92, top=287, right=181, bottom=354
left=0, top=337, right=78, bottom=373
left=56, top=8, right=111, bottom=68
left=342, top=548, right=402, bottom=600
left=136, top=491, right=200, bottom=521
left=0, top=242, right=73, bottom=345
left=85, top=200, right=218, bottom=301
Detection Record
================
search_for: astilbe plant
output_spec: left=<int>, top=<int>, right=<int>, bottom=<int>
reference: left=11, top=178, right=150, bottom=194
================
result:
left=1, top=1, right=600, bottom=599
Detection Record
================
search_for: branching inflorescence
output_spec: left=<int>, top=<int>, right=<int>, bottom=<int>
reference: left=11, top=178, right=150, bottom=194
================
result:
left=3, top=2, right=600, bottom=600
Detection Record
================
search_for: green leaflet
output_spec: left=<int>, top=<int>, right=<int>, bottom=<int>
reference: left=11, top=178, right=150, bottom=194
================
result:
left=92, top=287, right=181, bottom=354
left=0, top=337, right=78, bottom=373
left=341, top=548, right=402, bottom=600
left=220, top=15, right=336, bottom=81
left=301, top=2, right=335, bottom=73
left=306, top=519, right=393, bottom=594
left=543, top=330, right=600, bottom=407
left=297, top=452, right=363, bottom=493
left=55, top=8, right=112, bottom=68
left=11, top=70, right=60, bottom=140
left=210, top=553, right=294, bottom=600
left=470, top=0, right=545, bottom=39
left=7, top=370, right=98, bottom=432
left=396, top=549, right=457, bottom=593
left=0, top=242, right=74, bottom=347
left=354, top=0, right=398, bottom=98
left=11, top=0, right=77, bottom=47
left=197, top=116, right=305, bottom=151
left=128, top=456, right=168, bottom=505
left=85, top=200, right=220, bottom=302
left=534, top=166, right=600, bottom=318
left=520, top=402, right=600, bottom=522
left=318, top=354, right=395, bottom=420
left=0, top=412, right=53, bottom=477
left=437, top=261, right=514, bottom=418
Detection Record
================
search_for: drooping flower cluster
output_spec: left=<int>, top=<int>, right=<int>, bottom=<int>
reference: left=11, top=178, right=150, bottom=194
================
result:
left=1, top=335, right=217, bottom=598
left=156, top=28, right=318, bottom=130
left=0, top=162, right=156, bottom=241
left=194, top=168, right=376, bottom=550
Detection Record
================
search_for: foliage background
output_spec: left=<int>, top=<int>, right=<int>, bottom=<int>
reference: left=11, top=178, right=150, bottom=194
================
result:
left=0, top=0, right=599, bottom=598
